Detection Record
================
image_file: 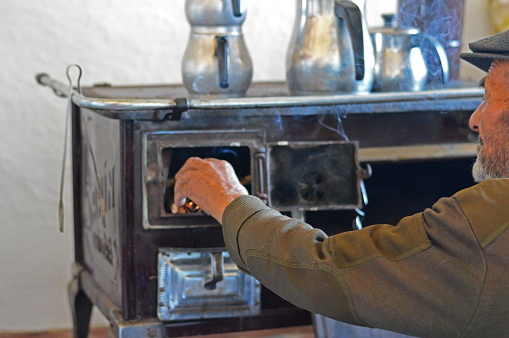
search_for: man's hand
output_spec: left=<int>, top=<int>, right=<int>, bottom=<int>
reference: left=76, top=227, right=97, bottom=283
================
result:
left=174, top=157, right=248, bottom=223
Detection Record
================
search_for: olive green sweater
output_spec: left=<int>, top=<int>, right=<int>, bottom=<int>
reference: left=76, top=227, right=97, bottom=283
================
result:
left=222, top=178, right=509, bottom=337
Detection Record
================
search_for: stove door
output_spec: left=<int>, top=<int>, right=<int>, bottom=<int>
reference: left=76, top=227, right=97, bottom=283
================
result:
left=268, top=141, right=367, bottom=211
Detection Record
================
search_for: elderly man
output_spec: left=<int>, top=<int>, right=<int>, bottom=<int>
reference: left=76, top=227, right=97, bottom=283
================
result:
left=174, top=30, right=509, bottom=337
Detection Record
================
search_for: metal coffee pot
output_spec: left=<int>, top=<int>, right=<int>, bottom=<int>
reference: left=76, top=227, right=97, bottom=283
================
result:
left=182, top=0, right=253, bottom=98
left=369, top=14, right=450, bottom=92
left=286, top=0, right=374, bottom=95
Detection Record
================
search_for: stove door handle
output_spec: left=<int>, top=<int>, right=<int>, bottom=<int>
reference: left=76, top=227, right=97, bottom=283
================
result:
left=254, top=150, right=268, bottom=204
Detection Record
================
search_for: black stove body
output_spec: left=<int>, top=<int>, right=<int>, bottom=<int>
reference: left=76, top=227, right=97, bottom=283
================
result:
left=37, top=77, right=480, bottom=337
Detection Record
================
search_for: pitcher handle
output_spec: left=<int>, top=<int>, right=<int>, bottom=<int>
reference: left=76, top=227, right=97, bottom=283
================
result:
left=334, top=1, right=364, bottom=81
left=422, top=35, right=450, bottom=85
left=215, top=36, right=230, bottom=89
left=231, top=0, right=242, bottom=17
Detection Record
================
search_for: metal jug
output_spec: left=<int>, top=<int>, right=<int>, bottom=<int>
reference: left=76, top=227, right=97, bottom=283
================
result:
left=286, top=0, right=374, bottom=95
left=182, top=0, right=253, bottom=98
left=369, top=14, right=450, bottom=92
left=397, top=0, right=465, bottom=81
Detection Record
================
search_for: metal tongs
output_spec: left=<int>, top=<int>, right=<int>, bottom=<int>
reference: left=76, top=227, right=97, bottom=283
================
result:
left=54, top=65, right=107, bottom=233
left=57, top=65, right=83, bottom=232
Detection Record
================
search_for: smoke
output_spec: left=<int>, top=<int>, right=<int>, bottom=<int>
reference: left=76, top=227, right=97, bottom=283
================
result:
left=261, top=108, right=350, bottom=143
left=318, top=110, right=349, bottom=141
left=397, top=0, right=465, bottom=84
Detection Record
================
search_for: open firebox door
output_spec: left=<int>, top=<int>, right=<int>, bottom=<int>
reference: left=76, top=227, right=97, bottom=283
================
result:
left=268, top=141, right=370, bottom=214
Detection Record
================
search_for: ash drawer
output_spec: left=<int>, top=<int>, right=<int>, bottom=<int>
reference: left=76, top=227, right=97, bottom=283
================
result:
left=157, top=247, right=261, bottom=321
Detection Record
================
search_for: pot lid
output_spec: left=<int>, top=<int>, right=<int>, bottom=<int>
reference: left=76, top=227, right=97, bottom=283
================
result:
left=369, top=14, right=420, bottom=35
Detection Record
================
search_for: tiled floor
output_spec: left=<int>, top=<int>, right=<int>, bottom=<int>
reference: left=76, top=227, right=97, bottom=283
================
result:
left=198, top=325, right=314, bottom=337
left=0, top=325, right=314, bottom=338
left=0, top=327, right=109, bottom=338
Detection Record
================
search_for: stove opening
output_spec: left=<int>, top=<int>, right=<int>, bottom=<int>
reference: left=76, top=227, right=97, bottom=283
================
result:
left=162, top=146, right=252, bottom=216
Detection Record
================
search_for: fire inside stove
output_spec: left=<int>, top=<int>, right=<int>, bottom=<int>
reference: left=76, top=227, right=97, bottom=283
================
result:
left=162, top=146, right=252, bottom=215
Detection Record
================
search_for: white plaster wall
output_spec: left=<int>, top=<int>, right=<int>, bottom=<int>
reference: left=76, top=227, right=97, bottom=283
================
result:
left=0, top=0, right=493, bottom=333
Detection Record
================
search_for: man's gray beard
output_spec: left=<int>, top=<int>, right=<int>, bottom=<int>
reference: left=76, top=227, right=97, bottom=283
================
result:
left=472, top=141, right=509, bottom=182
left=472, top=155, right=496, bottom=182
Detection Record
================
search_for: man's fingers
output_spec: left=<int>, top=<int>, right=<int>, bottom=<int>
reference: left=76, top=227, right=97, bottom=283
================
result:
left=175, top=157, right=201, bottom=180
left=174, top=158, right=210, bottom=207
left=173, top=169, right=196, bottom=207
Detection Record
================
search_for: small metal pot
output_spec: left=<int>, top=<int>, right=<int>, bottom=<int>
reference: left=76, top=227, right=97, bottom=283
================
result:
left=369, top=14, right=449, bottom=92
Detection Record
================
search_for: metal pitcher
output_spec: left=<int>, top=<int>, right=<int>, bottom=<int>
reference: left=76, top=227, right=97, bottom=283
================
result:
left=397, top=0, right=465, bottom=81
left=369, top=14, right=450, bottom=92
left=286, top=0, right=374, bottom=95
left=182, top=0, right=253, bottom=98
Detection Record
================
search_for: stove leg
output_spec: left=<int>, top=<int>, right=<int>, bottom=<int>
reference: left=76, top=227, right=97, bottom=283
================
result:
left=69, top=277, right=94, bottom=338
left=107, top=328, right=116, bottom=338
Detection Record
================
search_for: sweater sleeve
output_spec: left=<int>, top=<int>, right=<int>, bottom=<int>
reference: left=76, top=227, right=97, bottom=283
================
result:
left=222, top=195, right=361, bottom=325
left=222, top=192, right=488, bottom=337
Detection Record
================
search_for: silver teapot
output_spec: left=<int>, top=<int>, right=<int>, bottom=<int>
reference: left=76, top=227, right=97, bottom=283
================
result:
left=182, top=0, right=253, bottom=98
left=286, top=0, right=374, bottom=95
left=369, top=14, right=449, bottom=92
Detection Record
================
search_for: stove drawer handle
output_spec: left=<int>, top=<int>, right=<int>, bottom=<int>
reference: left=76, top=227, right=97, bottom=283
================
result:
left=254, top=151, right=268, bottom=204
left=204, top=252, right=224, bottom=290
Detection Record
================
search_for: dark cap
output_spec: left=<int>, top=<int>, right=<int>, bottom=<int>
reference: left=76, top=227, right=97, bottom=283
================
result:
left=460, top=29, right=509, bottom=72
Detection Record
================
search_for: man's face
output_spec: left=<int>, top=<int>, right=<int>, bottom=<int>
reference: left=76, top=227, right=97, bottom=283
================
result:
left=469, top=60, right=509, bottom=182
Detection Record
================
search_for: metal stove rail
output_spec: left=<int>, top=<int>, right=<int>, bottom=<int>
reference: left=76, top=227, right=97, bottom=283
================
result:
left=36, top=72, right=484, bottom=121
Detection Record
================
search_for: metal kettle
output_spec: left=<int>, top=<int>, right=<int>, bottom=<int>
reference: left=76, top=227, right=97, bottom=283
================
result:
left=182, top=0, right=253, bottom=98
left=286, top=0, right=374, bottom=95
left=369, top=14, right=450, bottom=92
